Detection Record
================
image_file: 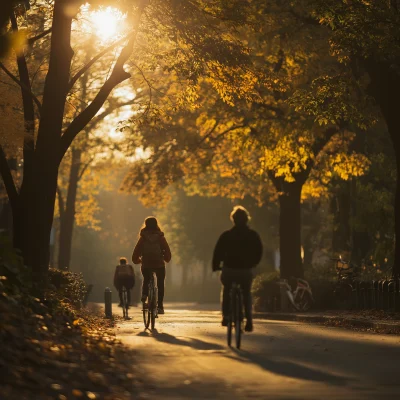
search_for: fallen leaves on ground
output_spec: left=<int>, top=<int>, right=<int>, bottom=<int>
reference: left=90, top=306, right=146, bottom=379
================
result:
left=0, top=289, right=140, bottom=399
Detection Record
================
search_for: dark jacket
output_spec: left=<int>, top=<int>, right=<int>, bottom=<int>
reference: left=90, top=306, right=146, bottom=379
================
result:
left=212, top=225, right=263, bottom=271
left=132, top=229, right=172, bottom=269
left=113, top=264, right=135, bottom=290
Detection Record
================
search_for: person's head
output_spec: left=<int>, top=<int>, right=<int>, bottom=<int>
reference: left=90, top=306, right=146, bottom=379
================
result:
left=119, top=257, right=127, bottom=265
left=230, top=205, right=250, bottom=226
left=142, top=216, right=161, bottom=231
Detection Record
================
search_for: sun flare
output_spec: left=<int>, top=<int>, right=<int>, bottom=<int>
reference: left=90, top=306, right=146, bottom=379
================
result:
left=88, top=6, right=126, bottom=42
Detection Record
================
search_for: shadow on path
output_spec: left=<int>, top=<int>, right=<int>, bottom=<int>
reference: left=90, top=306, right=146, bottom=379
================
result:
left=227, top=348, right=350, bottom=387
left=137, top=329, right=225, bottom=351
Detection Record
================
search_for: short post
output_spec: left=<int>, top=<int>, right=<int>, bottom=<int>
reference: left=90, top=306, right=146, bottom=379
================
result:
left=104, top=287, right=112, bottom=318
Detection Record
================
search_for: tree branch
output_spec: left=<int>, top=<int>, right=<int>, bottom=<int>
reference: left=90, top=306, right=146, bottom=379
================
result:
left=0, top=61, right=42, bottom=114
left=9, top=11, right=38, bottom=183
left=78, top=157, right=94, bottom=181
left=0, top=145, right=18, bottom=212
left=60, top=0, right=149, bottom=162
left=28, top=28, right=52, bottom=47
left=67, top=31, right=135, bottom=92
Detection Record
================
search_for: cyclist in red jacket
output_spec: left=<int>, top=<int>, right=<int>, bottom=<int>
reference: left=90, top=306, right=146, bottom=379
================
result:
left=132, top=217, right=171, bottom=314
left=212, top=206, right=263, bottom=332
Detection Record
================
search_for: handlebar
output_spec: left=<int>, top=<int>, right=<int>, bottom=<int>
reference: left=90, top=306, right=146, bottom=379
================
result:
left=330, top=257, right=350, bottom=264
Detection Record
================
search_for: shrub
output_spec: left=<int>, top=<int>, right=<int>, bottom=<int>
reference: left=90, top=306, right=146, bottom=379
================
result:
left=252, top=271, right=280, bottom=312
left=48, top=268, right=87, bottom=308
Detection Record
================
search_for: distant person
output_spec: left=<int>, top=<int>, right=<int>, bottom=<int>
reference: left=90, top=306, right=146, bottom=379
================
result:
left=132, top=217, right=171, bottom=314
left=113, top=257, right=135, bottom=307
left=212, top=206, right=263, bottom=332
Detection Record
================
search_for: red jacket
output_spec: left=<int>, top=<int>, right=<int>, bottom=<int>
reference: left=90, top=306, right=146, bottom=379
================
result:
left=132, top=230, right=171, bottom=269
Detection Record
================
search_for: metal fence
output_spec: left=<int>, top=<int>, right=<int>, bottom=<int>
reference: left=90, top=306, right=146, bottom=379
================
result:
left=338, top=277, right=400, bottom=311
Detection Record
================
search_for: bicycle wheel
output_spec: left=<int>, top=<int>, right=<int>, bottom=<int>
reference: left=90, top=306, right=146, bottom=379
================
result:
left=227, top=292, right=233, bottom=347
left=150, top=286, right=157, bottom=330
left=123, top=289, right=129, bottom=320
left=295, top=290, right=312, bottom=312
left=234, top=289, right=242, bottom=349
left=143, top=284, right=152, bottom=329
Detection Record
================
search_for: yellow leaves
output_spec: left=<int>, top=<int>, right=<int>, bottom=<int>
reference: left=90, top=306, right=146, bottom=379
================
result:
left=330, top=152, right=370, bottom=180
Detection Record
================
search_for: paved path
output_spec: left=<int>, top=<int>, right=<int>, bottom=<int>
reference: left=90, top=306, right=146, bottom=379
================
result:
left=114, top=303, right=400, bottom=399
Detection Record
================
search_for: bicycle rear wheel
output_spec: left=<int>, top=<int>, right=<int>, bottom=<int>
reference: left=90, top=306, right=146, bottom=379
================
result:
left=122, top=289, right=129, bottom=320
left=227, top=286, right=236, bottom=347
left=234, top=289, right=242, bottom=349
left=150, top=286, right=157, bottom=330
left=143, top=288, right=152, bottom=329
left=227, top=316, right=233, bottom=347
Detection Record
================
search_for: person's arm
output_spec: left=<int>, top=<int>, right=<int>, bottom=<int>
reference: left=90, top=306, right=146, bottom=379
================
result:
left=132, top=238, right=143, bottom=264
left=251, top=231, right=263, bottom=266
left=113, top=266, right=119, bottom=288
left=161, top=236, right=172, bottom=263
left=212, top=232, right=226, bottom=271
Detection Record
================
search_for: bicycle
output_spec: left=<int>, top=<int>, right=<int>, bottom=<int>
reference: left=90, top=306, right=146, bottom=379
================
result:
left=143, top=272, right=158, bottom=330
left=121, top=286, right=130, bottom=320
left=331, top=256, right=357, bottom=308
left=227, top=282, right=244, bottom=349
left=280, top=278, right=314, bottom=311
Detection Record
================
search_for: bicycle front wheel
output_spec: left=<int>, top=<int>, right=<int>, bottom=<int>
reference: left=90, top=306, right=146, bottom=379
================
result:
left=123, top=290, right=129, bottom=320
left=227, top=318, right=233, bottom=347
left=143, top=291, right=152, bottom=329
left=150, top=288, right=157, bottom=330
left=234, top=289, right=242, bottom=349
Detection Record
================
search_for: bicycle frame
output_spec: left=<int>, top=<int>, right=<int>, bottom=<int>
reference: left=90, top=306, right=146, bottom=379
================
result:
left=280, top=278, right=314, bottom=311
left=228, top=282, right=243, bottom=349
left=143, top=272, right=158, bottom=330
left=121, top=287, right=129, bottom=320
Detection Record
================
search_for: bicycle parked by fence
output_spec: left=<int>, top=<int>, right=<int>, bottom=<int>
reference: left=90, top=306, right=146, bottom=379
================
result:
left=143, top=272, right=158, bottom=330
left=280, top=277, right=314, bottom=311
left=331, top=256, right=358, bottom=308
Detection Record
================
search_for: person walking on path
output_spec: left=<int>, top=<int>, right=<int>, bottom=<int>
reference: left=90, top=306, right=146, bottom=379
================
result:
left=132, top=217, right=171, bottom=314
left=212, top=206, right=263, bottom=332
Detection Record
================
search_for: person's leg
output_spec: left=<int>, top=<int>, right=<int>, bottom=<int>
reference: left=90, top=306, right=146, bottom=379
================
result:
left=141, top=267, right=151, bottom=302
left=241, top=273, right=253, bottom=331
left=155, top=267, right=166, bottom=310
left=220, top=270, right=232, bottom=324
left=127, top=289, right=131, bottom=306
left=118, top=289, right=123, bottom=306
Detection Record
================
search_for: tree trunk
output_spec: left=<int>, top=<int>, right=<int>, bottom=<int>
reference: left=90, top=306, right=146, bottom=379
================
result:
left=23, top=1, right=74, bottom=281
left=278, top=182, right=303, bottom=279
left=366, top=60, right=400, bottom=277
left=58, top=149, right=81, bottom=270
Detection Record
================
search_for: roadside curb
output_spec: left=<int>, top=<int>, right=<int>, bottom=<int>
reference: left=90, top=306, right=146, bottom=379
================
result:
left=254, top=312, right=400, bottom=331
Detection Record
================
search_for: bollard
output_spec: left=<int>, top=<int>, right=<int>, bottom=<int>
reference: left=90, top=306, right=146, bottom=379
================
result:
left=104, top=287, right=112, bottom=318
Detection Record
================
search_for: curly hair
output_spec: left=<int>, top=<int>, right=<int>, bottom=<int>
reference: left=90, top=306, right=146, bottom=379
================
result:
left=230, top=205, right=250, bottom=226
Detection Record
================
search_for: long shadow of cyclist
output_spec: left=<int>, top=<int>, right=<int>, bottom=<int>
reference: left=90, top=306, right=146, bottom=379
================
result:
left=138, top=329, right=225, bottom=351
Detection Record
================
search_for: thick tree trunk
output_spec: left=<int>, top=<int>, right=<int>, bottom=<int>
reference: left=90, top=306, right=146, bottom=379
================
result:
left=58, top=149, right=81, bottom=270
left=366, top=60, right=400, bottom=277
left=278, top=182, right=303, bottom=279
left=24, top=1, right=74, bottom=281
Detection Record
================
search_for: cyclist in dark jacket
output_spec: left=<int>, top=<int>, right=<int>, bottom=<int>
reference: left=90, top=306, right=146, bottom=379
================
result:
left=212, top=206, right=263, bottom=332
